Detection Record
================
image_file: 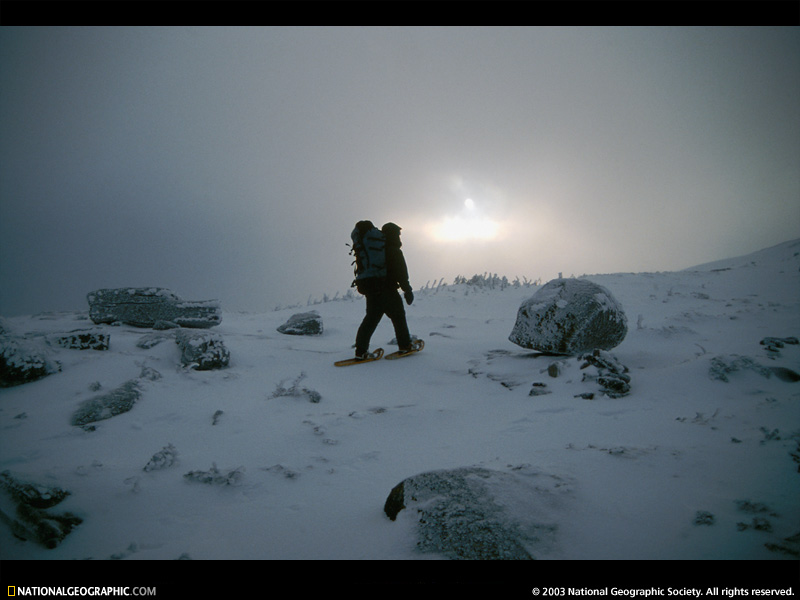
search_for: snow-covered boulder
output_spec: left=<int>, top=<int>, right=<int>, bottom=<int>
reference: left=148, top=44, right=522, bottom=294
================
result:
left=384, top=466, right=570, bottom=560
left=0, top=335, right=60, bottom=388
left=277, top=311, right=323, bottom=336
left=87, top=288, right=221, bottom=329
left=509, top=278, right=627, bottom=355
left=175, top=329, right=230, bottom=370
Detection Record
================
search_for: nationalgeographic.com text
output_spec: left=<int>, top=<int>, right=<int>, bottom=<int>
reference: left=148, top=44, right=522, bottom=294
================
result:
left=11, top=587, right=156, bottom=597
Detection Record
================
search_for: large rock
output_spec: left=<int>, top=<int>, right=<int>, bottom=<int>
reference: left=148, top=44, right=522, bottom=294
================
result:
left=384, top=466, right=570, bottom=560
left=509, top=278, right=627, bottom=355
left=175, top=329, right=230, bottom=370
left=87, top=288, right=221, bottom=329
left=0, top=336, right=60, bottom=388
left=277, top=311, right=323, bottom=336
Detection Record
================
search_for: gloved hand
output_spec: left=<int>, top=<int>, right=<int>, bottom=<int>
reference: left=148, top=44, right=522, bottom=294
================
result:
left=404, top=290, right=414, bottom=305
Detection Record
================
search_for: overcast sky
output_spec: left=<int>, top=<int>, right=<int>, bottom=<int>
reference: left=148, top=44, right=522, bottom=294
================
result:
left=1, top=26, right=798, bottom=317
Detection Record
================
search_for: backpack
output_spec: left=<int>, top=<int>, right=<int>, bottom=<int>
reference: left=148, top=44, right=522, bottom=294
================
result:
left=349, top=221, right=387, bottom=294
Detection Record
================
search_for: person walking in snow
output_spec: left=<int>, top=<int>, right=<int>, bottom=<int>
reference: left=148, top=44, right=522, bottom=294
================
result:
left=351, top=221, right=415, bottom=360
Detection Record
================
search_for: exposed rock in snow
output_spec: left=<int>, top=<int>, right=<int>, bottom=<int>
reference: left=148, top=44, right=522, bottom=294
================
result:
left=175, top=330, right=230, bottom=370
left=49, top=329, right=109, bottom=351
left=138, top=365, right=162, bottom=381
left=269, top=372, right=321, bottom=403
left=384, top=466, right=571, bottom=560
left=143, top=444, right=178, bottom=472
left=276, top=311, right=323, bottom=336
left=183, top=463, right=243, bottom=486
left=87, top=288, right=221, bottom=329
left=708, top=354, right=799, bottom=383
left=508, top=278, right=628, bottom=355
left=135, top=332, right=172, bottom=349
left=0, top=471, right=82, bottom=549
left=579, top=349, right=632, bottom=398
left=529, top=382, right=552, bottom=396
left=760, top=336, right=799, bottom=358
left=70, top=380, right=141, bottom=428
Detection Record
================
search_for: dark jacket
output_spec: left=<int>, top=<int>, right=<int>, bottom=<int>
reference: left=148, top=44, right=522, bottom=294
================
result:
left=383, top=229, right=411, bottom=293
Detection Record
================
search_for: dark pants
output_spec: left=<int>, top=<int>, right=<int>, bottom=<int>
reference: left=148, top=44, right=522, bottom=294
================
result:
left=356, top=288, right=411, bottom=355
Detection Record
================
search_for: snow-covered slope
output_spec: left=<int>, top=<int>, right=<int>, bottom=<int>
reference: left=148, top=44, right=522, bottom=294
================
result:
left=1, top=240, right=799, bottom=569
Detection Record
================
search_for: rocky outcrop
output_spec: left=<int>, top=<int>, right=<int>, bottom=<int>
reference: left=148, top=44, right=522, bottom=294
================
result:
left=509, top=278, right=627, bottom=355
left=87, top=288, right=221, bottom=329
left=175, top=329, right=230, bottom=370
left=277, top=311, right=323, bottom=336
left=384, top=466, right=570, bottom=560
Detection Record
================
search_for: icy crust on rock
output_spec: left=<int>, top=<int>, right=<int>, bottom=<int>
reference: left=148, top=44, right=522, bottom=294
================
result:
left=87, top=288, right=221, bottom=329
left=509, top=278, right=628, bottom=355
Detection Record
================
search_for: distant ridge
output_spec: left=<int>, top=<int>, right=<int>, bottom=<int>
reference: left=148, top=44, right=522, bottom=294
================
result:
left=684, top=238, right=800, bottom=272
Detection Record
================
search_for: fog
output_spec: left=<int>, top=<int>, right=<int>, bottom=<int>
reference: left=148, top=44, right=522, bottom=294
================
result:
left=1, top=26, right=798, bottom=316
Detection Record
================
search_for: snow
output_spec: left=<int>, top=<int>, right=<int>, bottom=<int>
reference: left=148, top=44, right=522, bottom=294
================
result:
left=1, top=240, right=799, bottom=582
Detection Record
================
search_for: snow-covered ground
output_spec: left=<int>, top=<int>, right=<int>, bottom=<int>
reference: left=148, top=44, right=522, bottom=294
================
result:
left=1, top=240, right=799, bottom=577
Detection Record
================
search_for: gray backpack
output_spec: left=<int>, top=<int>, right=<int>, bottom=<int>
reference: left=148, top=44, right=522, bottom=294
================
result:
left=350, top=221, right=387, bottom=293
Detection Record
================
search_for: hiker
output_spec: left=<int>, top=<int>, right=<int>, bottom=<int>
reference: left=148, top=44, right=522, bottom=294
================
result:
left=351, top=221, right=415, bottom=360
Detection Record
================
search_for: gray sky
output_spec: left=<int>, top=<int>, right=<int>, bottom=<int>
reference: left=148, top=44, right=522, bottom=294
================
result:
left=1, top=26, right=798, bottom=316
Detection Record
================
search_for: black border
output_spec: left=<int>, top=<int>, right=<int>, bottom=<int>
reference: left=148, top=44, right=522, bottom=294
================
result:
left=2, top=558, right=799, bottom=598
left=1, top=2, right=799, bottom=27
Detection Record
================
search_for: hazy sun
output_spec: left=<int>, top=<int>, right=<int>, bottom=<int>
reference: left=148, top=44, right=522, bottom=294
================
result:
left=430, top=198, right=501, bottom=242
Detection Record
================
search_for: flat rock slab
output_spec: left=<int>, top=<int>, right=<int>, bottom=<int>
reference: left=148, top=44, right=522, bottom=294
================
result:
left=87, top=288, right=221, bottom=329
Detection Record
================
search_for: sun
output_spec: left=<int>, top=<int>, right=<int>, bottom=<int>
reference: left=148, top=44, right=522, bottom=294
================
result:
left=430, top=198, right=501, bottom=242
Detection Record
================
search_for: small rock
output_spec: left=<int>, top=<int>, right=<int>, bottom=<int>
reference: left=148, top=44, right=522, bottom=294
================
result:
left=143, top=444, right=178, bottom=472
left=277, top=311, right=323, bottom=336
left=184, top=464, right=243, bottom=486
left=694, top=511, right=715, bottom=526
left=529, top=382, right=551, bottom=396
